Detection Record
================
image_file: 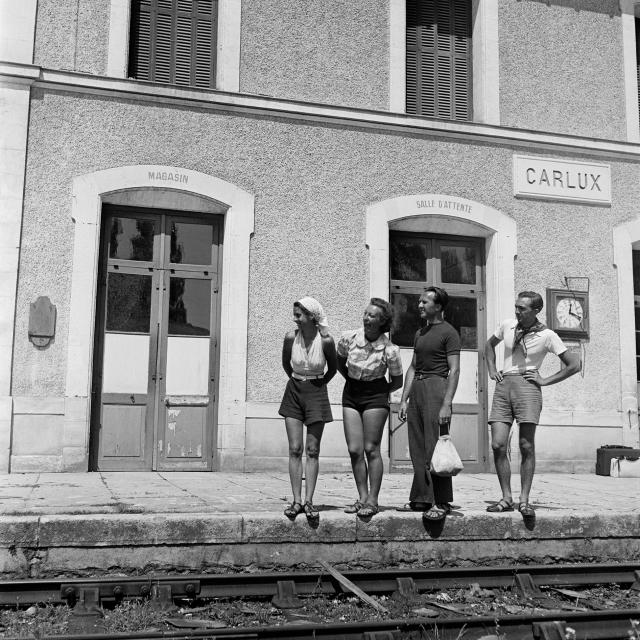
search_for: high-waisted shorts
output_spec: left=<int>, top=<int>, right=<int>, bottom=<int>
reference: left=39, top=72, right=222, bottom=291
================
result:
left=342, top=377, right=390, bottom=414
left=488, top=373, right=543, bottom=425
left=278, top=377, right=333, bottom=425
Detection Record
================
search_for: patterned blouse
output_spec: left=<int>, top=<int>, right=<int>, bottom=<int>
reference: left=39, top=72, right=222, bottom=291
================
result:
left=337, top=328, right=403, bottom=382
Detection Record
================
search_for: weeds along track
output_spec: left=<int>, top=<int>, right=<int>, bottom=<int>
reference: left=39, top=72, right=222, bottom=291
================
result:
left=1, top=562, right=639, bottom=639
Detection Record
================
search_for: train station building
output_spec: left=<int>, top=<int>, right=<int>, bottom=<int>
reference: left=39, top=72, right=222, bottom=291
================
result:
left=1, top=0, right=640, bottom=475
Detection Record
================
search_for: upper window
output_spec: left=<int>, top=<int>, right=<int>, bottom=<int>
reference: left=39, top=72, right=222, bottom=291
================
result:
left=406, top=0, right=472, bottom=121
left=128, top=0, right=218, bottom=89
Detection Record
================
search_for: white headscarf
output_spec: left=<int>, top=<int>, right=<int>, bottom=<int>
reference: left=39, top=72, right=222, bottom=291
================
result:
left=296, top=296, right=329, bottom=337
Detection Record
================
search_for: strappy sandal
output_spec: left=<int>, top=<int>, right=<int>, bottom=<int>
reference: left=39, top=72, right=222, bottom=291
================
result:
left=344, top=500, right=364, bottom=514
left=486, top=498, right=515, bottom=513
left=303, top=501, right=319, bottom=520
left=423, top=503, right=450, bottom=521
left=396, top=502, right=429, bottom=512
left=518, top=502, right=535, bottom=517
left=357, top=503, right=379, bottom=518
left=284, top=502, right=303, bottom=519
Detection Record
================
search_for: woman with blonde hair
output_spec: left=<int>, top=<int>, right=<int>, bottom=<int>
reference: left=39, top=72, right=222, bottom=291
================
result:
left=279, top=297, right=337, bottom=521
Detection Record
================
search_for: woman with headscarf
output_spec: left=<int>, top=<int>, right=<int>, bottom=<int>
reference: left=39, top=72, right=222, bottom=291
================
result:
left=337, top=298, right=403, bottom=517
left=279, top=297, right=337, bottom=521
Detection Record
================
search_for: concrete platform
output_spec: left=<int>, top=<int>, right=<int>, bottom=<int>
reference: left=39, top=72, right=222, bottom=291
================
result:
left=0, top=472, right=638, bottom=578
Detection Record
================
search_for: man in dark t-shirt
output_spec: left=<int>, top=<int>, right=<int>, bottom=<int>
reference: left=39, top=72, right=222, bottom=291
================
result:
left=398, top=287, right=461, bottom=521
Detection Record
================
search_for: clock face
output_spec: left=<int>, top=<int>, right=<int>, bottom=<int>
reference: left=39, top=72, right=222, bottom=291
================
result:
left=555, top=298, right=584, bottom=329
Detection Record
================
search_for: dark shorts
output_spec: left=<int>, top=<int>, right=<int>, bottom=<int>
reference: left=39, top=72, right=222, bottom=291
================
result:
left=342, top=377, right=389, bottom=414
left=488, top=374, right=543, bottom=425
left=279, top=377, right=333, bottom=425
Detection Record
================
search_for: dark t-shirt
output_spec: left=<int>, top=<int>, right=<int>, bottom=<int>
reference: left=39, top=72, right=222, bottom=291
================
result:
left=413, top=321, right=461, bottom=378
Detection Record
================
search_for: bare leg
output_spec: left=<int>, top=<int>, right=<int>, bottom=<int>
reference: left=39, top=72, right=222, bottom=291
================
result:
left=285, top=418, right=304, bottom=505
left=343, top=408, right=368, bottom=503
left=304, top=422, right=325, bottom=503
left=490, top=421, right=513, bottom=502
left=362, top=408, right=389, bottom=507
left=518, top=422, right=537, bottom=505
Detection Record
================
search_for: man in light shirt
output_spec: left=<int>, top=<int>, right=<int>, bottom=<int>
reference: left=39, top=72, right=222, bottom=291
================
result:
left=484, top=291, right=581, bottom=517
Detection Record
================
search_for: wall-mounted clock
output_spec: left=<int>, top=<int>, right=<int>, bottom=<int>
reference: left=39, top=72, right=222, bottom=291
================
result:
left=546, top=288, right=589, bottom=340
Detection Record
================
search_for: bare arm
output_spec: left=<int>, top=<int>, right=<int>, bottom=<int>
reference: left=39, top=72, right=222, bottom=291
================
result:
left=484, top=334, right=503, bottom=382
left=523, top=350, right=581, bottom=387
left=398, top=353, right=417, bottom=422
left=439, top=353, right=460, bottom=423
left=281, top=332, right=295, bottom=378
left=322, top=335, right=338, bottom=384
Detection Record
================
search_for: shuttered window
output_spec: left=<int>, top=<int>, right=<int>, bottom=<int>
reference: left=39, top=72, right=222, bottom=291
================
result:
left=406, top=0, right=472, bottom=121
left=128, top=0, right=218, bottom=89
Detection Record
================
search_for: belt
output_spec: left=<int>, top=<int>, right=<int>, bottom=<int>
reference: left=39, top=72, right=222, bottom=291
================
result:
left=502, top=369, right=537, bottom=376
left=414, top=372, right=445, bottom=380
left=292, top=372, right=324, bottom=381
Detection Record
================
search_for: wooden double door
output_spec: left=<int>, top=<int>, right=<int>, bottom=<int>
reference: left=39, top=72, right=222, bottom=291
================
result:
left=90, top=205, right=222, bottom=471
left=388, top=232, right=488, bottom=472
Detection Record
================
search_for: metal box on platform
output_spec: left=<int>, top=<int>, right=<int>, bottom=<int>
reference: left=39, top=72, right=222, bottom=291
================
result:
left=595, top=446, right=640, bottom=476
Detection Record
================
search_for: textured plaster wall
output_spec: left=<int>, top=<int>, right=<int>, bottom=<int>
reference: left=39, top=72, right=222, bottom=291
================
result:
left=33, top=0, right=110, bottom=75
left=240, top=0, right=389, bottom=109
left=499, top=0, right=627, bottom=140
left=15, top=89, right=640, bottom=417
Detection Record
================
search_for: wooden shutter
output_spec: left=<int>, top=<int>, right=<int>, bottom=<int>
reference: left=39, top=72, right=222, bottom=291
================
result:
left=128, top=0, right=218, bottom=89
left=406, top=0, right=472, bottom=121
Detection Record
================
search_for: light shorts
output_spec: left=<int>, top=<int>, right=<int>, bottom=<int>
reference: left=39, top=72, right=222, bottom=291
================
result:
left=488, top=374, right=543, bottom=426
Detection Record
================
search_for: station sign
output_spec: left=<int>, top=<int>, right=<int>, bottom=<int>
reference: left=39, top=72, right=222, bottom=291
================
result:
left=513, top=155, right=611, bottom=205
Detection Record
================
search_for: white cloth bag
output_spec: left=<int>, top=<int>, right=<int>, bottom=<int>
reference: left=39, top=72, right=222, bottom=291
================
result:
left=610, top=456, right=640, bottom=478
left=431, top=435, right=464, bottom=477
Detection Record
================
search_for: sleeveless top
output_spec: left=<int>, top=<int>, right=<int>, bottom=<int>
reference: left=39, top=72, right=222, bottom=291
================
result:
left=291, top=330, right=326, bottom=377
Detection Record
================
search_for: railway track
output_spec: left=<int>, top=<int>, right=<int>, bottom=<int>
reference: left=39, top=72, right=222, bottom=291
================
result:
left=1, top=562, right=638, bottom=639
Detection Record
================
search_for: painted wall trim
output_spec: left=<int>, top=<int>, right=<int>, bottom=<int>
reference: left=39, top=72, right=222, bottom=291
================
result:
left=0, top=0, right=37, bottom=64
left=2, top=63, right=640, bottom=160
left=106, top=0, right=241, bottom=90
left=66, top=166, right=255, bottom=470
left=621, top=0, right=640, bottom=143
left=613, top=218, right=640, bottom=447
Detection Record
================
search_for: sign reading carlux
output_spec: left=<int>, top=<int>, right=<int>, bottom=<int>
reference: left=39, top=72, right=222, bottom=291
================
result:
left=148, top=170, right=189, bottom=184
left=513, top=155, right=611, bottom=205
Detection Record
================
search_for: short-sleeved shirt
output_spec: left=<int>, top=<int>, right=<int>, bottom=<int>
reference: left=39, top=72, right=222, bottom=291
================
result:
left=413, top=321, right=461, bottom=378
left=494, top=319, right=567, bottom=373
left=337, top=328, right=403, bottom=381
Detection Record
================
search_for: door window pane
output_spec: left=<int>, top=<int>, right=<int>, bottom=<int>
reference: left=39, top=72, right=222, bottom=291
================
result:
left=106, top=273, right=152, bottom=333
left=390, top=292, right=422, bottom=347
left=170, top=221, right=213, bottom=265
left=445, top=296, right=477, bottom=349
left=441, top=244, right=476, bottom=284
left=169, top=277, right=210, bottom=335
left=108, top=217, right=156, bottom=261
left=390, top=236, right=427, bottom=281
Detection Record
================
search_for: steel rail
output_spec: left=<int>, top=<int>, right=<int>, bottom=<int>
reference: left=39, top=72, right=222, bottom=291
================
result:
left=4, top=609, right=640, bottom=640
left=0, top=562, right=638, bottom=606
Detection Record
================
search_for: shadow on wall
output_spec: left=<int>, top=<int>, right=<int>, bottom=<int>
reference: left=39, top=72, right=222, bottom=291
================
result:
left=520, top=0, right=620, bottom=16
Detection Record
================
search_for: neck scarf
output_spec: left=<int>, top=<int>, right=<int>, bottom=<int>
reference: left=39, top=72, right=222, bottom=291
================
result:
left=296, top=296, right=329, bottom=337
left=513, top=320, right=546, bottom=355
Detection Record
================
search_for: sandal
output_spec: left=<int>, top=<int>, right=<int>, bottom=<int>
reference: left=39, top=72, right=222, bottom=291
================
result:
left=357, top=503, right=379, bottom=518
left=284, top=502, right=303, bottom=519
left=486, top=498, right=515, bottom=513
left=518, top=502, right=535, bottom=517
left=303, top=501, right=319, bottom=520
left=344, top=500, right=364, bottom=514
left=396, top=502, right=429, bottom=512
left=423, top=503, right=449, bottom=521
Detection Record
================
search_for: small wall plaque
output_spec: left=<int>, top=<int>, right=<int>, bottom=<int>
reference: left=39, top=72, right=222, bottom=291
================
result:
left=29, top=296, right=56, bottom=347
